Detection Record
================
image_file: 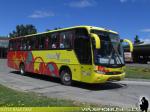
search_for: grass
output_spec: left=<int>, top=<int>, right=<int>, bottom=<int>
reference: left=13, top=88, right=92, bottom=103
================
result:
left=125, top=65, right=150, bottom=79
left=0, top=84, right=116, bottom=111
left=0, top=84, right=139, bottom=112
left=0, top=84, right=80, bottom=107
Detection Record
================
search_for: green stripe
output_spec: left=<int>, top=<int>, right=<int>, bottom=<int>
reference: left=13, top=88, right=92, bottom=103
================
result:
left=0, top=107, right=81, bottom=112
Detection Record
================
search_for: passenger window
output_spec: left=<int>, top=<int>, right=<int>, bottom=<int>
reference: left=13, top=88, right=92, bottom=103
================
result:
left=9, top=40, right=13, bottom=50
left=13, top=40, right=17, bottom=50
left=17, top=39, right=22, bottom=50
left=38, top=35, right=45, bottom=49
left=35, top=36, right=39, bottom=50
left=27, top=38, right=35, bottom=50
left=27, top=40, right=31, bottom=50
left=23, top=39, right=27, bottom=50
left=60, top=31, right=73, bottom=49
left=20, top=39, right=23, bottom=50
left=51, top=33, right=59, bottom=49
left=43, top=34, right=51, bottom=49
left=30, top=37, right=35, bottom=50
left=45, top=37, right=49, bottom=49
left=60, top=33, right=65, bottom=49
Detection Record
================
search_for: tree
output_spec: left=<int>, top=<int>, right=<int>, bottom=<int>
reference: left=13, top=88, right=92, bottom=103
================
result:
left=134, top=35, right=141, bottom=44
left=46, top=27, right=62, bottom=31
left=54, top=27, right=62, bottom=30
left=9, top=24, right=37, bottom=38
left=46, top=29, right=51, bottom=31
left=0, top=36, right=7, bottom=38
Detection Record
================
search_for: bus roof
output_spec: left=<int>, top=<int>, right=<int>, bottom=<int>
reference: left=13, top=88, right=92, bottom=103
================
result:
left=10, top=25, right=118, bottom=40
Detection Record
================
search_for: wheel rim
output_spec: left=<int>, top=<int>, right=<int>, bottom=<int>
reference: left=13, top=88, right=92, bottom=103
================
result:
left=63, top=73, right=71, bottom=82
left=20, top=66, right=24, bottom=74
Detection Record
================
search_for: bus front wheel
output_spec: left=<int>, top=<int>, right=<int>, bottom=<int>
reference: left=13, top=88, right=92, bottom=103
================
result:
left=60, top=70, right=72, bottom=86
left=19, top=64, right=25, bottom=75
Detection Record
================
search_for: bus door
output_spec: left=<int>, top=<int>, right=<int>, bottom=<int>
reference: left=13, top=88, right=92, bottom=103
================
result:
left=74, top=28, right=93, bottom=80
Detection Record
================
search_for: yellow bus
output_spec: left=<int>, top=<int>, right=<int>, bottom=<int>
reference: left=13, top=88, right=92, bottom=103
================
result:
left=7, top=26, right=133, bottom=85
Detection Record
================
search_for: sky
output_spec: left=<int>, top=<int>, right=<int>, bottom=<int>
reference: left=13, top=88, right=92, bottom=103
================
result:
left=0, top=0, right=150, bottom=43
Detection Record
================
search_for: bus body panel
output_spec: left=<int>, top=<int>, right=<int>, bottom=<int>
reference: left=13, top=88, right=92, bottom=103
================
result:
left=8, top=50, right=125, bottom=83
left=8, top=50, right=85, bottom=81
left=79, top=65, right=125, bottom=83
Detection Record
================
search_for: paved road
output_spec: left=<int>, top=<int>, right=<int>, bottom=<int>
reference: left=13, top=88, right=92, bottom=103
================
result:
left=0, top=59, right=150, bottom=109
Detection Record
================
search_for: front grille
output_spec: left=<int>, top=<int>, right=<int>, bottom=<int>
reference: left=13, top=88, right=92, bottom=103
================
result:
left=105, top=72, right=122, bottom=75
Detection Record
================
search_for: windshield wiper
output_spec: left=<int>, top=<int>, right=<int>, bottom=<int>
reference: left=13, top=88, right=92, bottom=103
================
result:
left=108, top=44, right=123, bottom=65
left=113, top=45, right=123, bottom=65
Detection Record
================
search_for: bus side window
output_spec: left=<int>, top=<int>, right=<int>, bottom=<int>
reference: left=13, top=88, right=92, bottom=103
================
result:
left=28, top=37, right=35, bottom=50
left=65, top=32, right=73, bottom=48
left=9, top=40, right=13, bottom=50
left=51, top=33, right=59, bottom=49
left=31, top=37, right=35, bottom=50
left=14, top=40, right=17, bottom=50
left=45, top=37, right=49, bottom=49
left=60, top=31, right=72, bottom=49
left=20, top=39, right=23, bottom=50
left=48, top=34, right=52, bottom=49
left=74, top=28, right=92, bottom=64
left=39, top=35, right=45, bottom=50
left=17, top=39, right=21, bottom=50
left=60, top=33, right=65, bottom=49
left=35, top=36, right=39, bottom=50
left=43, top=34, right=50, bottom=49
left=42, top=37, right=45, bottom=49
left=37, top=35, right=42, bottom=49
left=16, top=40, right=18, bottom=50
left=27, top=37, right=34, bottom=50
left=41, top=33, right=52, bottom=49
left=13, top=40, right=17, bottom=50
left=23, top=39, right=27, bottom=50
left=27, top=40, right=31, bottom=50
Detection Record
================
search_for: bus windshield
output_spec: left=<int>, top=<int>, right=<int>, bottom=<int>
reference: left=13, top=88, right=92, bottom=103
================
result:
left=91, top=30, right=124, bottom=67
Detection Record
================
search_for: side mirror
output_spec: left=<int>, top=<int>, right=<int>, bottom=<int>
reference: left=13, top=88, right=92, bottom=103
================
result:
left=90, top=33, right=101, bottom=49
left=123, top=39, right=133, bottom=52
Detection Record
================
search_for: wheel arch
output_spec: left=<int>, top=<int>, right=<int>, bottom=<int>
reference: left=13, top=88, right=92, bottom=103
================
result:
left=19, top=61, right=24, bottom=67
left=59, top=65, right=72, bottom=76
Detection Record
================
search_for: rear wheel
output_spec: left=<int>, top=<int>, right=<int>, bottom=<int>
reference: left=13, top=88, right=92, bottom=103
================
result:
left=20, top=64, right=25, bottom=75
left=60, top=69, right=72, bottom=86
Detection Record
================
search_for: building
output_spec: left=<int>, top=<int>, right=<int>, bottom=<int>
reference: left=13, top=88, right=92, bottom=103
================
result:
left=0, top=37, right=9, bottom=58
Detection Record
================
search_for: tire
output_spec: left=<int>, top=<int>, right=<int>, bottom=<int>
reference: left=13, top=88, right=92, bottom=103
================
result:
left=60, top=69, right=72, bottom=86
left=19, top=64, right=25, bottom=75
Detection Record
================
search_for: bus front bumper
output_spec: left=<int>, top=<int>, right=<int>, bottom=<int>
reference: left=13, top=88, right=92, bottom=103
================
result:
left=91, top=72, right=125, bottom=84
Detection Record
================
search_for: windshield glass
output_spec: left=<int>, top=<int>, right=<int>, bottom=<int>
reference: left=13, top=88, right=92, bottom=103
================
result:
left=91, top=30, right=124, bottom=67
